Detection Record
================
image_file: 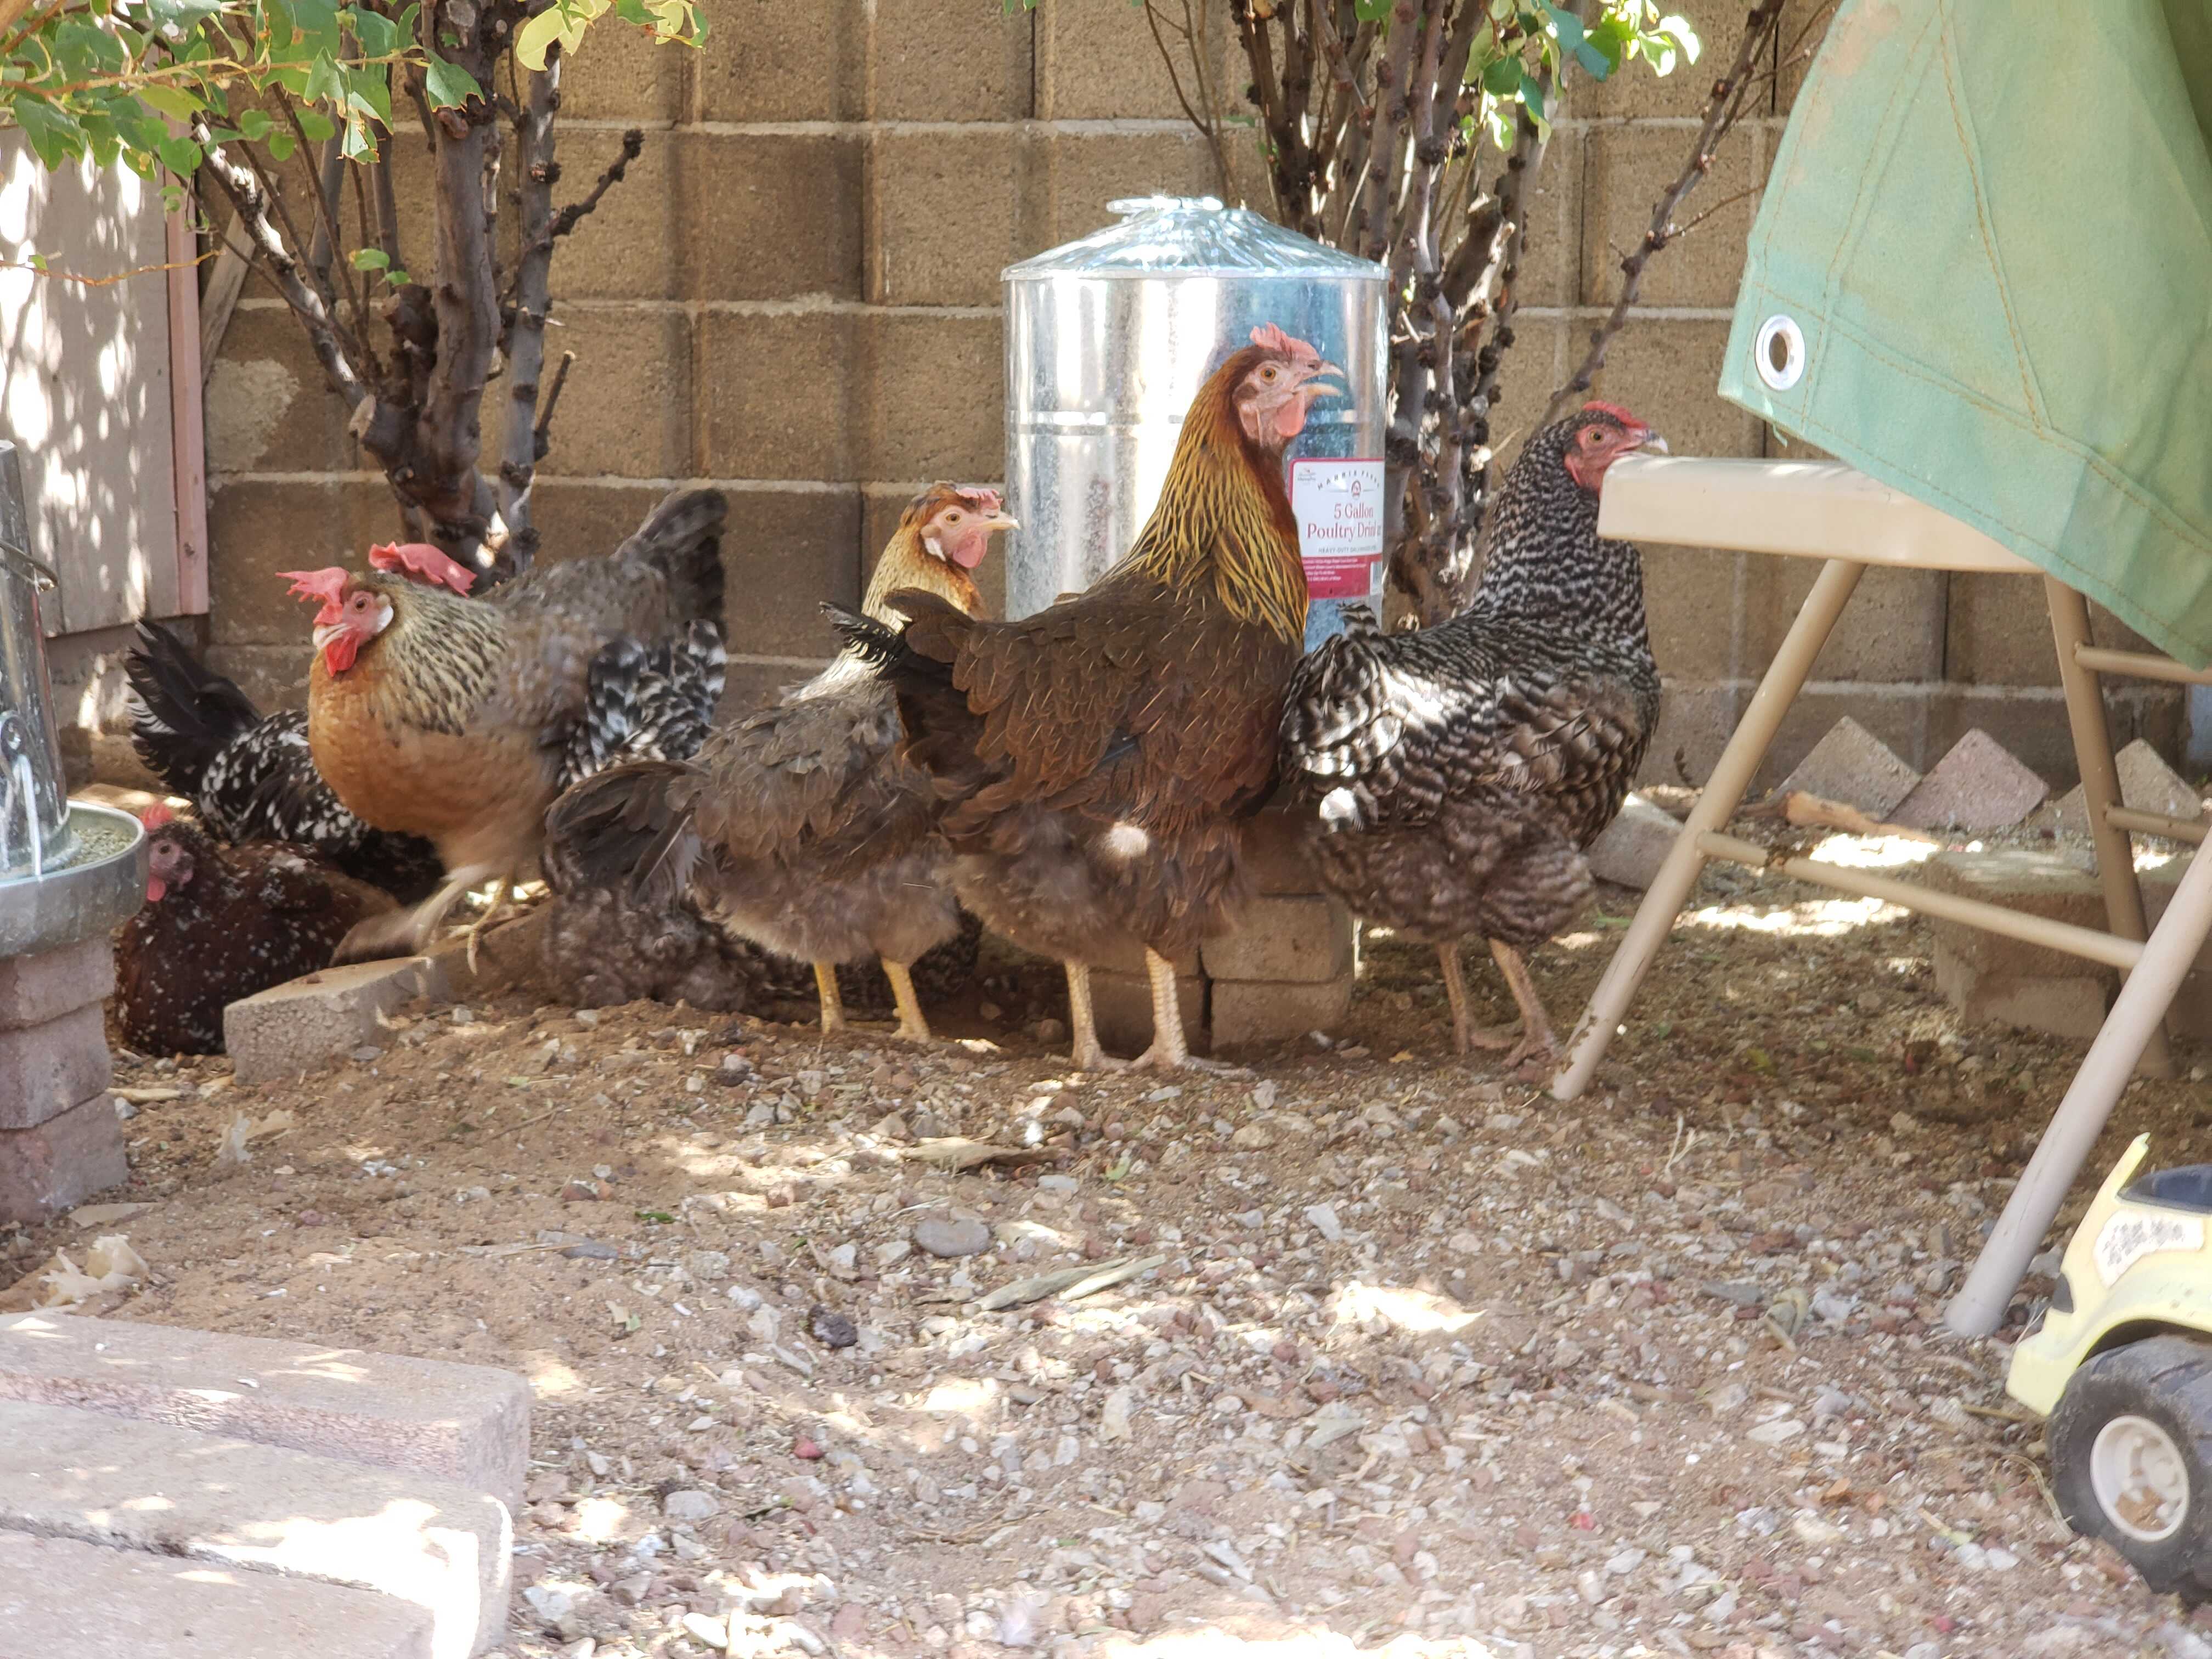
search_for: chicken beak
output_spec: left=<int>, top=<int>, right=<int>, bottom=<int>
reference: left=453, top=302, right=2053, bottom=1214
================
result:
left=1638, top=431, right=1669, bottom=455
left=311, top=622, right=343, bottom=655
left=1305, top=360, right=1348, bottom=398
left=984, top=512, right=1020, bottom=533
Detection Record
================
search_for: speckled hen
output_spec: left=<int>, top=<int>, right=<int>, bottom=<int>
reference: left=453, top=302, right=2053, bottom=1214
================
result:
left=541, top=484, right=1015, bottom=1039
left=1279, top=404, right=1664, bottom=1071
left=112, top=808, right=396, bottom=1056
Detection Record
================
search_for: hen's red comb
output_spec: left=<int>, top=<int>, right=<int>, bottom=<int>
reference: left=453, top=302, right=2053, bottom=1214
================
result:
left=952, top=486, right=1003, bottom=516
left=1583, top=400, right=1648, bottom=428
left=1250, top=321, right=1323, bottom=364
left=369, top=540, right=476, bottom=596
left=139, top=803, right=173, bottom=830
left=278, top=567, right=351, bottom=608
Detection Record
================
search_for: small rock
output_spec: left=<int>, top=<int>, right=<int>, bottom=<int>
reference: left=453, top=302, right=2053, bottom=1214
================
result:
left=808, top=1306, right=858, bottom=1348
left=681, top=1612, right=729, bottom=1650
left=663, top=1489, right=720, bottom=1522
left=1304, top=1203, right=1344, bottom=1243
left=522, top=1584, right=582, bottom=1639
left=913, top=1214, right=991, bottom=1259
left=563, top=1240, right=618, bottom=1260
left=1745, top=1418, right=1805, bottom=1446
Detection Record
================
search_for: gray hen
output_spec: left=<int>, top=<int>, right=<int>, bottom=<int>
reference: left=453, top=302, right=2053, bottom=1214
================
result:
left=1279, top=403, right=1664, bottom=1070
left=542, top=484, right=1015, bottom=1036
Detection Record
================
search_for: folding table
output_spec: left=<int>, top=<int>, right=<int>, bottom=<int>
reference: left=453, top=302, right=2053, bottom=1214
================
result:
left=1547, top=453, right=2212, bottom=1338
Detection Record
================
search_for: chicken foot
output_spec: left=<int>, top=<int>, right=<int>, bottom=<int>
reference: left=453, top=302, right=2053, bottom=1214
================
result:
left=812, top=961, right=847, bottom=1035
left=463, top=877, right=510, bottom=976
left=1132, top=947, right=1238, bottom=1073
left=882, top=958, right=932, bottom=1042
left=1435, top=942, right=1522, bottom=1056
left=1063, top=961, right=1125, bottom=1073
left=334, top=861, right=501, bottom=964
left=1487, top=938, right=1561, bottom=1076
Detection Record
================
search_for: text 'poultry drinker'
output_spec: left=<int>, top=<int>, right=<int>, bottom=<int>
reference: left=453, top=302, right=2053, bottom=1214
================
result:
left=1003, top=196, right=1387, bottom=647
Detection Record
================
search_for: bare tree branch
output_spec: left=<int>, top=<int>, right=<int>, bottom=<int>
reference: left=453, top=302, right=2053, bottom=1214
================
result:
left=498, top=49, right=561, bottom=577
left=546, top=126, right=642, bottom=241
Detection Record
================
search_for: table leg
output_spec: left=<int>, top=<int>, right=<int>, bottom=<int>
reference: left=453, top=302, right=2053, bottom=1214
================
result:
left=1946, top=834, right=2212, bottom=1336
left=1552, top=557, right=1867, bottom=1101
left=2046, top=578, right=2175, bottom=1079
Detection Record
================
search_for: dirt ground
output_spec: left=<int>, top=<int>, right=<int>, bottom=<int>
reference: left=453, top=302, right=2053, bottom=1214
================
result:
left=13, top=823, right=2212, bottom=1659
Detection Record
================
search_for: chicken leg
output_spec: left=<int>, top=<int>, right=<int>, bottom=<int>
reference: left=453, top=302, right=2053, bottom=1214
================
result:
left=335, top=860, right=500, bottom=964
left=812, top=961, right=847, bottom=1034
left=1132, top=947, right=1238, bottom=1071
left=1488, top=938, right=1560, bottom=1075
left=1436, top=941, right=1522, bottom=1056
left=1064, top=961, right=1124, bottom=1072
left=463, top=876, right=511, bottom=975
left=882, top=958, right=932, bottom=1042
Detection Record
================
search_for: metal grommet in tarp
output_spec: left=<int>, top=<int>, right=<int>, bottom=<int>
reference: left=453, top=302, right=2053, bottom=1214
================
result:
left=1753, top=314, right=1805, bottom=391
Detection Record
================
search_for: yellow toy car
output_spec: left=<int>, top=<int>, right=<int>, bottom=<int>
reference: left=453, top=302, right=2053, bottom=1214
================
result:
left=2008, top=1133, right=2212, bottom=1594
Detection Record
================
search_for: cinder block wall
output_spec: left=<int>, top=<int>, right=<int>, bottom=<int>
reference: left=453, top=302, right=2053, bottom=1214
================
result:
left=198, top=0, right=2179, bottom=787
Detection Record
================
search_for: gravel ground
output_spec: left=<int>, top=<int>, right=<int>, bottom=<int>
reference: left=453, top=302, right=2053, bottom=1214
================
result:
left=11, top=826, right=2212, bottom=1659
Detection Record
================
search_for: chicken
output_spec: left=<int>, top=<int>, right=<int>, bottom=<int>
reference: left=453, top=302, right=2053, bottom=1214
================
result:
left=113, top=806, right=396, bottom=1055
left=124, top=620, right=445, bottom=903
left=843, top=325, right=1342, bottom=1070
left=541, top=484, right=1015, bottom=1039
left=278, top=489, right=727, bottom=963
left=1278, top=403, right=1664, bottom=1072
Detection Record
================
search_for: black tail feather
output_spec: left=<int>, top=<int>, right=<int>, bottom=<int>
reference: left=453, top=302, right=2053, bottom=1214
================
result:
left=543, top=759, right=703, bottom=913
left=123, top=621, right=261, bottom=799
left=619, top=487, right=728, bottom=637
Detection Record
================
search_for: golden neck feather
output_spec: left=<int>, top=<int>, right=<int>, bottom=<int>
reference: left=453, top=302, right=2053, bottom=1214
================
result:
left=1122, top=399, right=1308, bottom=641
left=864, top=525, right=986, bottom=622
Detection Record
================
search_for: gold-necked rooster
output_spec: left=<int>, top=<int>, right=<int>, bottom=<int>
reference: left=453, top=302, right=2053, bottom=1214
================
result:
left=842, top=325, right=1341, bottom=1069
left=279, top=489, right=726, bottom=961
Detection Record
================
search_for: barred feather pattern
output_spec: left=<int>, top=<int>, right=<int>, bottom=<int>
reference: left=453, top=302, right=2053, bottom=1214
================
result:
left=556, top=620, right=728, bottom=789
left=1281, top=410, right=1662, bottom=949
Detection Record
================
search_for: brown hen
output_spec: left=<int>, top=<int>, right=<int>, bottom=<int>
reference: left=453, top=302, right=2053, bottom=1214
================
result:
left=844, top=325, right=1341, bottom=1069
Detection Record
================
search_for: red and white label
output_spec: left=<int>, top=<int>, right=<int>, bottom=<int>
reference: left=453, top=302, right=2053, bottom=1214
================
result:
left=1293, top=458, right=1385, bottom=600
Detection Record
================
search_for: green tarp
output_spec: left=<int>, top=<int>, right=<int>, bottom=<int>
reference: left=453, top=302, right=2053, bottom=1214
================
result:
left=1720, top=0, right=2212, bottom=664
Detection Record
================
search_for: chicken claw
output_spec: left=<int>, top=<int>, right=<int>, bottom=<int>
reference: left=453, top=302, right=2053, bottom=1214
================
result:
left=1127, top=946, right=1243, bottom=1072
left=1062, top=962, right=1130, bottom=1072
left=812, top=961, right=848, bottom=1035
left=882, top=958, right=933, bottom=1043
left=462, top=877, right=511, bottom=976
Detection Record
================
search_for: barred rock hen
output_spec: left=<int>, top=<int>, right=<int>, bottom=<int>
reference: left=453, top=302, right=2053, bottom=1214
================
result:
left=847, top=325, right=1341, bottom=1070
left=1280, top=404, right=1664, bottom=1072
left=113, top=807, right=396, bottom=1055
left=543, top=484, right=1014, bottom=1037
left=123, top=620, right=444, bottom=903
left=280, top=489, right=727, bottom=963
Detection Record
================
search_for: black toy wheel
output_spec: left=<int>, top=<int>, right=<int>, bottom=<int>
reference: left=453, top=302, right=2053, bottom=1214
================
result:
left=2050, top=1334, right=2212, bottom=1596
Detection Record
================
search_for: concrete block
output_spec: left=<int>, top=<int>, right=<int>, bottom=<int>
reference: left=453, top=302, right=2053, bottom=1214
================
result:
left=678, top=133, right=864, bottom=302
left=1087, top=934, right=1198, bottom=978
left=1775, top=715, right=1921, bottom=816
left=557, top=12, right=688, bottom=121
left=0, top=1401, right=510, bottom=1659
left=1580, top=126, right=1763, bottom=308
left=698, top=0, right=864, bottom=120
left=1034, top=130, right=1218, bottom=247
left=1212, top=978, right=1355, bottom=1049
left=223, top=958, right=437, bottom=1086
left=0, top=937, right=112, bottom=1033
left=1035, top=0, right=1208, bottom=120
left=0, top=1006, right=111, bottom=1130
left=0, top=1312, right=532, bottom=1516
left=696, top=311, right=859, bottom=482
left=1641, top=548, right=1743, bottom=680
left=2034, top=738, right=2205, bottom=836
left=1932, top=949, right=2111, bottom=1044
left=0, top=1530, right=435, bottom=1659
left=1893, top=729, right=2049, bottom=830
left=489, top=308, right=691, bottom=481
left=718, top=486, right=864, bottom=659
left=207, top=306, right=362, bottom=475
left=1944, top=572, right=2059, bottom=689
left=0, top=1092, right=128, bottom=1226
left=1200, top=895, right=1355, bottom=983
left=1920, top=848, right=2105, bottom=979
left=860, top=311, right=1005, bottom=480
left=1636, top=681, right=1740, bottom=789
left=867, top=129, right=1028, bottom=307
left=1240, top=805, right=1318, bottom=896
left=871, top=0, right=1033, bottom=121
left=1584, top=793, right=1681, bottom=890
left=1090, top=968, right=1206, bottom=1058
left=1515, top=127, right=1581, bottom=309
left=1747, top=562, right=1948, bottom=685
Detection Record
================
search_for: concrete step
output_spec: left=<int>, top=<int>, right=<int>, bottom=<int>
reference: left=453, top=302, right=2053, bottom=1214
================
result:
left=0, top=1311, right=530, bottom=1514
left=0, top=1400, right=509, bottom=1659
left=0, top=1530, right=433, bottom=1659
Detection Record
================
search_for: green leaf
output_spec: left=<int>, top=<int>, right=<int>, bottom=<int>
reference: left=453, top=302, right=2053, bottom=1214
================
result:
left=1517, top=61, right=1548, bottom=127
left=1480, top=53, right=1523, bottom=96
left=350, top=246, right=390, bottom=270
left=385, top=267, right=411, bottom=285
left=135, top=83, right=205, bottom=121
left=302, top=53, right=345, bottom=107
left=235, top=108, right=272, bottom=140
left=1658, top=12, right=1702, bottom=64
left=155, top=133, right=203, bottom=176
left=635, top=1209, right=675, bottom=1225
left=266, top=131, right=297, bottom=162
left=14, top=97, right=87, bottom=168
left=297, top=108, right=336, bottom=142
left=1353, top=0, right=1392, bottom=18
left=422, top=53, right=482, bottom=108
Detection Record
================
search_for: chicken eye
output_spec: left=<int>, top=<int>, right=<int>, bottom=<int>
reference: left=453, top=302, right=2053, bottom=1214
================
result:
left=945, top=512, right=962, bottom=523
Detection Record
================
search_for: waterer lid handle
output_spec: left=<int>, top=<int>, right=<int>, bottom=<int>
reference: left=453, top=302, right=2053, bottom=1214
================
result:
left=1107, top=195, right=1225, bottom=218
